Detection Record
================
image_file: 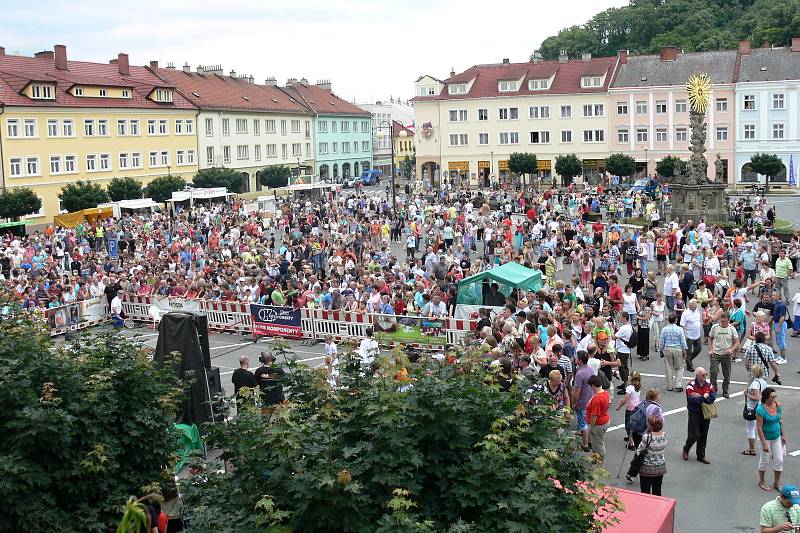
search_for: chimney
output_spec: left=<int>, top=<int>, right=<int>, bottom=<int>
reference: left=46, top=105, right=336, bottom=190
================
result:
left=450, top=67, right=455, bottom=77
left=229, top=69, right=236, bottom=78
left=738, top=40, right=751, bottom=55
left=35, top=50, right=54, bottom=59
left=0, top=47, right=5, bottom=57
left=265, top=76, right=277, bottom=86
left=300, top=77, right=308, bottom=85
left=166, top=62, right=175, bottom=69
left=618, top=49, right=628, bottom=65
left=150, top=60, right=159, bottom=69
left=182, top=62, right=190, bottom=73
left=531, top=50, right=542, bottom=63
left=659, top=46, right=678, bottom=61
left=558, top=50, right=568, bottom=63
left=792, top=37, right=800, bottom=52
left=502, top=58, right=510, bottom=64
left=581, top=52, right=592, bottom=61
left=196, top=65, right=204, bottom=75
left=118, top=53, right=129, bottom=76
left=54, top=44, right=67, bottom=70
left=286, top=77, right=297, bottom=86
left=248, top=75, right=254, bottom=84
left=315, top=79, right=331, bottom=91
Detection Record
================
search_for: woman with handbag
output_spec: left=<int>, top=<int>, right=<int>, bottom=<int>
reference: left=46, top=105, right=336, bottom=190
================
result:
left=629, top=415, right=667, bottom=495
left=742, top=364, right=767, bottom=457
left=756, top=387, right=786, bottom=492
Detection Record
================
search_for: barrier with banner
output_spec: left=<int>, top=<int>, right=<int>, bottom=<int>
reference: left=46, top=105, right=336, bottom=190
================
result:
left=251, top=304, right=302, bottom=339
left=45, top=297, right=109, bottom=336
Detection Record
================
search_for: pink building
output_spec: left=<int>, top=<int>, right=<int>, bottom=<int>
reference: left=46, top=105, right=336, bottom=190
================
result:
left=609, top=48, right=737, bottom=182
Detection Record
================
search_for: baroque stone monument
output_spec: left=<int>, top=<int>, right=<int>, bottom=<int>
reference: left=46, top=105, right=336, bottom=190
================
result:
left=669, top=73, right=729, bottom=224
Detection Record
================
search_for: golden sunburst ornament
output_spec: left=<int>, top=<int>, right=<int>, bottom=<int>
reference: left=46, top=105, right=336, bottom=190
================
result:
left=686, top=73, right=713, bottom=114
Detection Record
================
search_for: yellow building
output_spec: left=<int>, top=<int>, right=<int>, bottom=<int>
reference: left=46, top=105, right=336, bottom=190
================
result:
left=0, top=45, right=199, bottom=221
left=393, top=120, right=414, bottom=171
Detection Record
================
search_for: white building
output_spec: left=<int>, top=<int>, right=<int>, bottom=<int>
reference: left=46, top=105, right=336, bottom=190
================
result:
left=359, top=99, right=415, bottom=177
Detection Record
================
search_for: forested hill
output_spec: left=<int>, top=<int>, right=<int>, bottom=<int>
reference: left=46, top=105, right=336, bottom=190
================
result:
left=537, top=0, right=800, bottom=60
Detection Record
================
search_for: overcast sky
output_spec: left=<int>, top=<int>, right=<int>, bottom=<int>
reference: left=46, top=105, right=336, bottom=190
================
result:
left=3, top=0, right=628, bottom=105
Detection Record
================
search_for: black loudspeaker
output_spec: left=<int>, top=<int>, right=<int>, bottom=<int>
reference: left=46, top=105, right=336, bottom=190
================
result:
left=205, top=367, right=222, bottom=397
left=195, top=315, right=211, bottom=369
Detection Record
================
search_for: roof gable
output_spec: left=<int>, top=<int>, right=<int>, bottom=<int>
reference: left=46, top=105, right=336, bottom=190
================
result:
left=738, top=47, right=800, bottom=83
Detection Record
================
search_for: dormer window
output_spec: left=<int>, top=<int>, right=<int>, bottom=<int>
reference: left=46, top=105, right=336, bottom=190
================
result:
left=30, top=83, right=54, bottom=100
left=498, top=80, right=517, bottom=92
left=122, top=89, right=130, bottom=98
left=448, top=83, right=467, bottom=95
left=153, top=88, right=173, bottom=103
left=99, top=88, right=107, bottom=97
left=581, top=76, right=603, bottom=88
left=528, top=79, right=549, bottom=91
left=74, top=87, right=83, bottom=96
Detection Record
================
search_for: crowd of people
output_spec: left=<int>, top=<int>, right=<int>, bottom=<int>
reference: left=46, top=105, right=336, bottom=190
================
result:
left=0, top=177, right=797, bottom=529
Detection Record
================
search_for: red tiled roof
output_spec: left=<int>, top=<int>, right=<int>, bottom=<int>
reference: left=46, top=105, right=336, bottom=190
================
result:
left=0, top=52, right=195, bottom=109
left=153, top=68, right=312, bottom=114
left=392, top=120, right=414, bottom=136
left=411, top=56, right=618, bottom=102
left=281, top=83, right=370, bottom=116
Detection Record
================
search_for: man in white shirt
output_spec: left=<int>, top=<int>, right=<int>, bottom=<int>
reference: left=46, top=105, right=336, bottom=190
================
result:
left=791, top=290, right=800, bottom=338
left=613, top=312, right=633, bottom=394
left=663, top=264, right=679, bottom=316
left=357, top=328, right=380, bottom=366
left=680, top=298, right=703, bottom=372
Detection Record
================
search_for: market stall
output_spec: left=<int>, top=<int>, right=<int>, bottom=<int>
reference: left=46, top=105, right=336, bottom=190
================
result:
left=455, top=262, right=543, bottom=319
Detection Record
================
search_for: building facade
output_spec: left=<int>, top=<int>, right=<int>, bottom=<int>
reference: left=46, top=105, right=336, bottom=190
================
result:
left=735, top=39, right=800, bottom=184
left=152, top=67, right=315, bottom=193
left=0, top=45, right=198, bottom=221
left=359, top=99, right=415, bottom=177
left=610, top=48, right=737, bottom=182
left=412, top=55, right=618, bottom=188
left=393, top=120, right=415, bottom=172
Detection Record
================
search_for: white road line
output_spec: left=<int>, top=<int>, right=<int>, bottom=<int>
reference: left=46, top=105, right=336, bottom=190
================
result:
left=638, top=372, right=800, bottom=391
left=607, top=390, right=744, bottom=432
left=210, top=342, right=253, bottom=350
left=789, top=450, right=800, bottom=457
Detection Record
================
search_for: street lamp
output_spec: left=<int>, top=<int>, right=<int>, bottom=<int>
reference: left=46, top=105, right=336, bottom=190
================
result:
left=376, top=120, right=406, bottom=209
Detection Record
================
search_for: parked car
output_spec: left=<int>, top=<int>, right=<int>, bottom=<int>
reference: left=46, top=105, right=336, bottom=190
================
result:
left=361, top=169, right=382, bottom=186
left=343, top=176, right=362, bottom=188
left=626, top=178, right=659, bottom=198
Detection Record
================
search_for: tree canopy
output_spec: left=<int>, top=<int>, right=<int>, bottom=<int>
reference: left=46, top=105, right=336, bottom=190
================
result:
left=106, top=177, right=144, bottom=202
left=58, top=181, right=110, bottom=213
left=555, top=154, right=583, bottom=186
left=257, top=165, right=291, bottom=189
left=0, top=187, right=42, bottom=220
left=536, top=0, right=800, bottom=60
left=508, top=152, right=538, bottom=185
left=193, top=167, right=247, bottom=193
left=145, top=175, right=186, bottom=203
left=605, top=153, right=637, bottom=178
left=657, top=155, right=687, bottom=178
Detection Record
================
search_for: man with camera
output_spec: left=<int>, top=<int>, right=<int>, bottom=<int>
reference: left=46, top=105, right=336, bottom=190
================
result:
left=254, top=352, right=286, bottom=408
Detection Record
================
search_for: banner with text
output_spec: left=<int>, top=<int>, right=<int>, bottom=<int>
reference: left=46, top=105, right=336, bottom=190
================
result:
left=250, top=304, right=302, bottom=338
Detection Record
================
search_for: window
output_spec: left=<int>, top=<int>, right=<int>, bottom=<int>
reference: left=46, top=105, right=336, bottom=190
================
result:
left=292, top=143, right=302, bottom=156
left=97, top=119, right=108, bottom=136
left=583, top=129, right=605, bottom=143
left=237, top=145, right=249, bottom=160
left=656, top=100, right=667, bottom=114
left=581, top=76, right=602, bottom=88
left=30, top=83, right=54, bottom=99
left=282, top=144, right=288, bottom=158
left=744, top=124, right=756, bottom=140
left=84, top=119, right=95, bottom=137
left=351, top=141, right=356, bottom=153
left=6, top=119, right=19, bottom=137
left=636, top=128, right=648, bottom=143
left=223, top=146, right=231, bottom=164
left=617, top=102, right=628, bottom=115
left=282, top=120, right=288, bottom=135
left=122, top=90, right=130, bottom=98
left=99, top=153, right=110, bottom=170
left=743, top=95, right=756, bottom=110
left=773, top=123, right=785, bottom=140
left=26, top=156, right=39, bottom=175
left=153, top=89, right=172, bottom=103
left=128, top=119, right=138, bottom=136
left=636, top=101, right=647, bottom=114
left=9, top=157, right=22, bottom=176
left=24, top=118, right=37, bottom=137
left=147, top=119, right=156, bottom=135
left=675, top=100, right=687, bottom=113
left=716, top=127, right=728, bottom=141
left=675, top=127, right=687, bottom=142
left=175, top=119, right=184, bottom=135
left=773, top=94, right=785, bottom=110
left=64, top=155, right=76, bottom=173
left=716, top=98, right=728, bottom=112
left=529, top=131, right=550, bottom=144
left=362, top=140, right=369, bottom=151
left=560, top=105, right=572, bottom=118
left=62, top=119, right=74, bottom=137
left=498, top=132, right=519, bottom=144
left=319, top=142, right=328, bottom=155
left=449, top=109, right=468, bottom=122
left=656, top=128, right=667, bottom=142
left=582, top=104, right=604, bottom=117
left=340, top=121, right=348, bottom=133
left=117, top=119, right=127, bottom=136
left=87, top=154, right=97, bottom=171
left=362, top=121, right=369, bottom=133
left=618, top=128, right=629, bottom=143
left=206, top=146, right=214, bottom=165
left=478, top=109, right=488, bottom=121
left=254, top=144, right=261, bottom=161
left=205, top=118, right=213, bottom=136
left=498, top=107, right=518, bottom=120
left=236, top=119, right=248, bottom=134
left=449, top=134, right=468, bottom=146
left=561, top=130, right=572, bottom=143
left=148, top=152, right=158, bottom=167
left=159, top=151, right=168, bottom=166
left=254, top=120, right=260, bottom=136
left=176, top=150, right=185, bottom=165
left=448, top=83, right=467, bottom=95
left=528, top=79, right=549, bottom=90
left=74, top=87, right=84, bottom=96
left=306, top=143, right=311, bottom=157
left=158, top=119, right=167, bottom=135
left=341, top=141, right=350, bottom=153
left=131, top=152, right=141, bottom=168
left=119, top=153, right=129, bottom=169
left=498, top=80, right=518, bottom=92
left=528, top=106, right=550, bottom=119
left=186, top=150, right=195, bottom=165
left=222, top=119, right=230, bottom=136
left=316, top=120, right=326, bottom=133
left=99, top=88, right=107, bottom=97
left=478, top=133, right=489, bottom=145
left=47, top=119, right=59, bottom=137
left=50, top=156, right=61, bottom=174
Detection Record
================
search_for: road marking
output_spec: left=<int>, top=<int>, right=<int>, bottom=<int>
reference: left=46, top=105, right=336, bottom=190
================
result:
left=607, top=390, right=744, bottom=432
left=210, top=342, right=253, bottom=350
left=789, top=450, right=800, bottom=457
left=638, top=373, right=800, bottom=391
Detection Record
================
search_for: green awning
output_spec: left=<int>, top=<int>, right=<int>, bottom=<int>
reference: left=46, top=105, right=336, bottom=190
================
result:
left=457, top=262, right=543, bottom=305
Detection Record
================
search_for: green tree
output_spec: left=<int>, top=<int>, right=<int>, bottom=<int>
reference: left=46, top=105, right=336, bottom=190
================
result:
left=555, top=154, right=583, bottom=187
left=604, top=153, right=636, bottom=179
left=0, top=320, right=185, bottom=532
left=399, top=154, right=416, bottom=179
left=58, top=180, right=110, bottom=213
left=106, top=177, right=143, bottom=202
left=179, top=344, right=620, bottom=532
left=508, top=152, right=538, bottom=188
left=145, top=175, right=186, bottom=203
left=656, top=156, right=687, bottom=178
left=750, top=153, right=785, bottom=195
left=193, top=167, right=247, bottom=193
left=0, top=187, right=42, bottom=220
left=257, top=165, right=291, bottom=189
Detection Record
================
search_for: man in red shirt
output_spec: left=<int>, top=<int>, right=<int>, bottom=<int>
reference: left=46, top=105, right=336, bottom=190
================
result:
left=586, top=374, right=610, bottom=464
left=592, top=221, right=604, bottom=245
left=607, top=275, right=623, bottom=316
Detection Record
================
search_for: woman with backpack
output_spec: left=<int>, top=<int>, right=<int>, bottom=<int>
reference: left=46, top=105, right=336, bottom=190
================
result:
left=628, top=388, right=663, bottom=449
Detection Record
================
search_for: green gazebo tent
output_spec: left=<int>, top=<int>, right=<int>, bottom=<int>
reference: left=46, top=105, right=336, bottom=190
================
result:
left=456, top=262, right=543, bottom=305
